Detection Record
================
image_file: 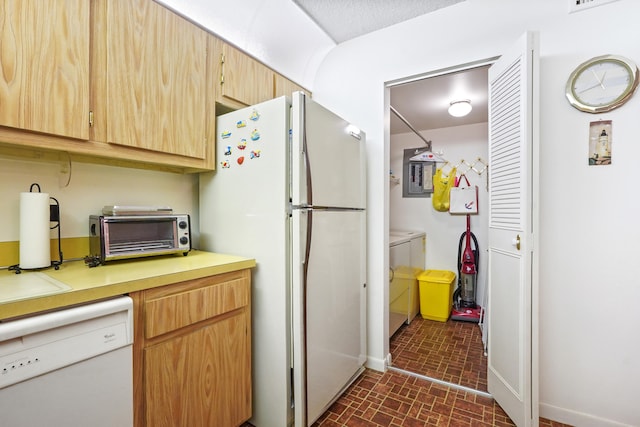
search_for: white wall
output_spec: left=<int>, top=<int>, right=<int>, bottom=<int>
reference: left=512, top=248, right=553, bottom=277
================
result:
left=390, top=123, right=488, bottom=309
left=310, top=0, right=640, bottom=425
left=0, top=157, right=199, bottom=262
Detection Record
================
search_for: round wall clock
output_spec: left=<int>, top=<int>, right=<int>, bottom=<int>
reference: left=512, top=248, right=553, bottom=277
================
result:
left=565, top=54, right=639, bottom=113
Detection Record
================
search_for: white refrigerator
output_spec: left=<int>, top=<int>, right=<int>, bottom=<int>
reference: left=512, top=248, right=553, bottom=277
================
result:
left=199, top=92, right=367, bottom=427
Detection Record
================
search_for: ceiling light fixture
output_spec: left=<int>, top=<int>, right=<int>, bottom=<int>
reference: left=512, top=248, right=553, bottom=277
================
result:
left=448, top=99, right=472, bottom=117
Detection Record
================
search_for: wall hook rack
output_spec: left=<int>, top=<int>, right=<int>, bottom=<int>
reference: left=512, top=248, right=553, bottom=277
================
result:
left=437, top=156, right=489, bottom=190
left=439, top=157, right=488, bottom=176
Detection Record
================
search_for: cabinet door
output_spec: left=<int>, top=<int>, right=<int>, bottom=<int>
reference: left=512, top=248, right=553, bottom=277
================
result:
left=132, top=270, right=253, bottom=427
left=274, top=73, right=310, bottom=99
left=101, top=0, right=208, bottom=159
left=0, top=0, right=89, bottom=139
left=212, top=37, right=273, bottom=108
left=144, top=312, right=251, bottom=426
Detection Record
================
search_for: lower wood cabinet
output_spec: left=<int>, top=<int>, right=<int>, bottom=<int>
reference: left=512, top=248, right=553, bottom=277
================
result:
left=130, top=269, right=252, bottom=427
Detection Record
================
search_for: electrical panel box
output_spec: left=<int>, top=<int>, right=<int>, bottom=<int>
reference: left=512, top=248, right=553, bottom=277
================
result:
left=402, top=148, right=434, bottom=198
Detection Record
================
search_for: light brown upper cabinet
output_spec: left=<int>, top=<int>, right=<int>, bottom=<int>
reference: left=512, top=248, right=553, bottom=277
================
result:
left=274, top=73, right=311, bottom=99
left=91, top=0, right=210, bottom=161
left=0, top=0, right=90, bottom=140
left=0, top=0, right=308, bottom=172
left=210, top=37, right=274, bottom=109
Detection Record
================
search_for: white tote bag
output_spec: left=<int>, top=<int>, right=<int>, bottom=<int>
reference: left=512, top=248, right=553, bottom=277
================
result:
left=449, top=174, right=478, bottom=214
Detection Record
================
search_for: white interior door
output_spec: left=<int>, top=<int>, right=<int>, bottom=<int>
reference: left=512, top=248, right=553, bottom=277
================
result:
left=487, top=32, right=539, bottom=427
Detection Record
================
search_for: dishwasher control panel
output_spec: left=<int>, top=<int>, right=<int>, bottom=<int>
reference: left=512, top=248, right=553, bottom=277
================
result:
left=0, top=297, right=133, bottom=389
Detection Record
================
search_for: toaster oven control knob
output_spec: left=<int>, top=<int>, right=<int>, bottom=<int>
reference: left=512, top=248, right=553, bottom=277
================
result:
left=180, top=236, right=189, bottom=245
left=178, top=220, right=188, bottom=229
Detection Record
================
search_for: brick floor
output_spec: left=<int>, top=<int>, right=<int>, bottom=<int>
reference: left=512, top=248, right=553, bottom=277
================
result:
left=244, top=317, right=573, bottom=426
left=312, top=369, right=572, bottom=427
left=390, top=317, right=487, bottom=392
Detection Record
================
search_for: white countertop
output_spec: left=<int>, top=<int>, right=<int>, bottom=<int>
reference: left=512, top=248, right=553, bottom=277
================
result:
left=389, top=229, right=425, bottom=246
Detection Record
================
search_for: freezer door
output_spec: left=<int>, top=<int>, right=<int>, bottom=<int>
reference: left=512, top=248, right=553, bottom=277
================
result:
left=291, top=92, right=366, bottom=209
left=291, top=208, right=366, bottom=427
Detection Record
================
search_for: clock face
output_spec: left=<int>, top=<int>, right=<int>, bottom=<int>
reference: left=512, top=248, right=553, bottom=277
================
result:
left=566, top=55, right=639, bottom=113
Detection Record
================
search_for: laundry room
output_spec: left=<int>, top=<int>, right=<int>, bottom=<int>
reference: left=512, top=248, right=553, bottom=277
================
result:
left=387, top=64, right=491, bottom=392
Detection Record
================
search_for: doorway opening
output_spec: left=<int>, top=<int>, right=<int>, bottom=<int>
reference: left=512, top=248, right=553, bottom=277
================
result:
left=386, top=58, right=495, bottom=395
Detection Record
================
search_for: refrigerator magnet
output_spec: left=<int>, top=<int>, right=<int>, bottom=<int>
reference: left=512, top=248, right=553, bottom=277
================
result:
left=236, top=120, right=246, bottom=128
left=220, top=160, right=230, bottom=168
left=251, top=129, right=261, bottom=141
left=249, top=110, right=260, bottom=121
left=237, top=156, right=245, bottom=165
left=221, top=130, right=231, bottom=139
left=237, top=139, right=247, bottom=150
left=250, top=150, right=261, bottom=159
left=224, top=146, right=232, bottom=156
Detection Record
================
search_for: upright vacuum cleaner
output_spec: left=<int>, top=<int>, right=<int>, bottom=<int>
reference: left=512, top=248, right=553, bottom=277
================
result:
left=451, top=214, right=482, bottom=322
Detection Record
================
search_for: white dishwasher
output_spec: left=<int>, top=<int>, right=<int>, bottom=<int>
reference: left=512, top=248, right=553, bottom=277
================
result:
left=0, top=296, right=134, bottom=427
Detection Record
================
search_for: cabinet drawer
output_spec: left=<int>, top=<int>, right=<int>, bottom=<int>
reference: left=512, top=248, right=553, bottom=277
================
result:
left=144, top=275, right=249, bottom=339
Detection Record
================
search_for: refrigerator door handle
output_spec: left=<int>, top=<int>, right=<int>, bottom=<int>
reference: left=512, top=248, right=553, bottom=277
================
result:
left=300, top=208, right=311, bottom=427
left=291, top=207, right=312, bottom=427
left=302, top=210, right=312, bottom=288
left=301, top=93, right=313, bottom=207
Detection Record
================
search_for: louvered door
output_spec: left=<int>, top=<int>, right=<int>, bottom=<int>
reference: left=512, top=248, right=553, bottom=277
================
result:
left=487, top=32, right=539, bottom=427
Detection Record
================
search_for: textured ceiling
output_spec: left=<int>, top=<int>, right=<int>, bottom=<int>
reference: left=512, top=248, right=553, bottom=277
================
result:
left=292, top=0, right=465, bottom=43
left=290, top=0, right=481, bottom=134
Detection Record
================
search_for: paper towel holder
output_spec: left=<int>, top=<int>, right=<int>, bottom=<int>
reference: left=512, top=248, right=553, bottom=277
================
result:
left=9, top=183, right=64, bottom=274
left=49, top=196, right=63, bottom=269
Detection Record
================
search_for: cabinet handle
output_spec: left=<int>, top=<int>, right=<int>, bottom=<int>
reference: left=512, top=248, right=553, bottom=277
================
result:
left=220, top=53, right=225, bottom=85
left=389, top=267, right=395, bottom=283
left=88, top=111, right=94, bottom=128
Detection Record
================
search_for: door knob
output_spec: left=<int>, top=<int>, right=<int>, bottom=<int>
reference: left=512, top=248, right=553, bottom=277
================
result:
left=512, top=234, right=521, bottom=250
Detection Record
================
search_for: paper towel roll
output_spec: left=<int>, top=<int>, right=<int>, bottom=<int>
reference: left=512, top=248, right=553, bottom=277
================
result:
left=19, top=191, right=51, bottom=269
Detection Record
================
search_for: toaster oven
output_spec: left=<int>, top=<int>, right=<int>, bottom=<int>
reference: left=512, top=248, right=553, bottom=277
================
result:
left=89, top=214, right=191, bottom=263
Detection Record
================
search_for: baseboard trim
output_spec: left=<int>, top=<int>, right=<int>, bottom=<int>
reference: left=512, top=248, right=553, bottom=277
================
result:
left=365, top=355, right=387, bottom=372
left=540, top=402, right=634, bottom=427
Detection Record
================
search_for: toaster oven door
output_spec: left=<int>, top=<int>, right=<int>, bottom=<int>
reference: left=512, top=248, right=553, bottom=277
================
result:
left=101, top=216, right=187, bottom=260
